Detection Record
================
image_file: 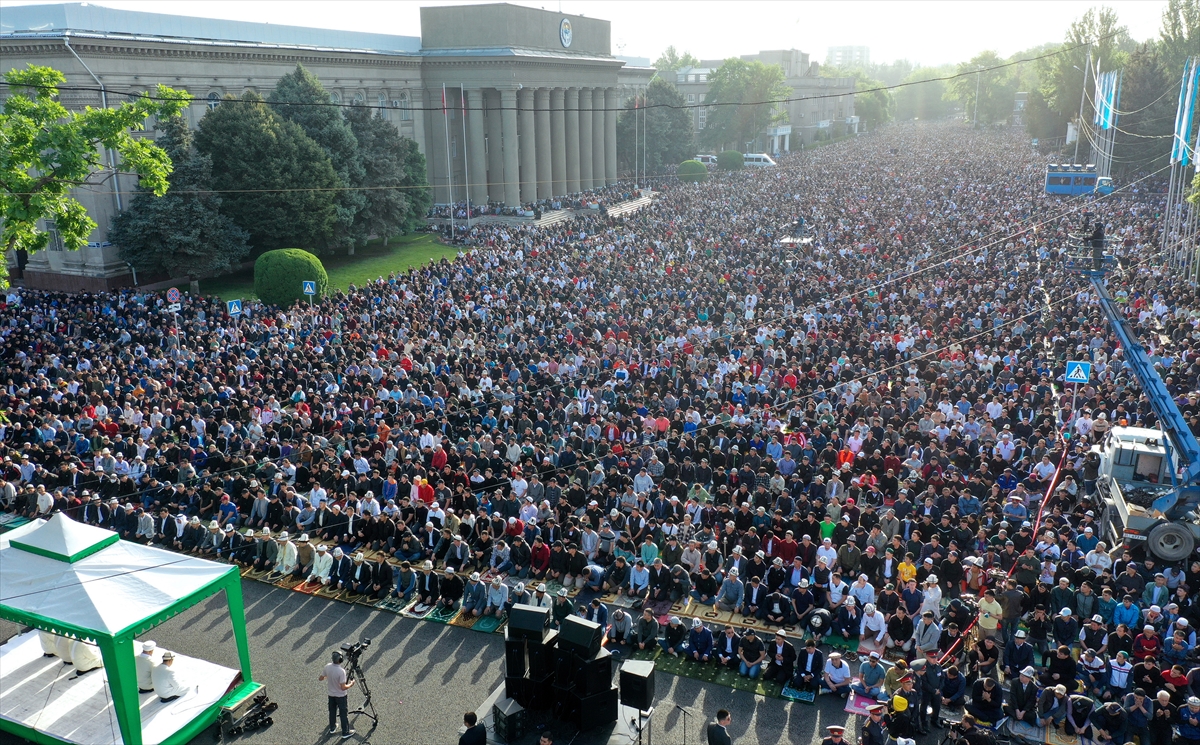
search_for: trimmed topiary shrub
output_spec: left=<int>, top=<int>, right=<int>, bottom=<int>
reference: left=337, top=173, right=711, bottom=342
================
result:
left=717, top=150, right=743, bottom=170
left=254, top=248, right=328, bottom=307
left=677, top=159, right=708, bottom=183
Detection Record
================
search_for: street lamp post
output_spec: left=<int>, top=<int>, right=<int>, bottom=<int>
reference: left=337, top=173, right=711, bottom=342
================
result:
left=973, top=67, right=981, bottom=128
left=1073, top=47, right=1091, bottom=164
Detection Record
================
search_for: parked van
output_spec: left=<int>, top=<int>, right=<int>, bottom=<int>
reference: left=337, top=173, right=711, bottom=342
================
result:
left=743, top=153, right=776, bottom=168
left=695, top=154, right=718, bottom=165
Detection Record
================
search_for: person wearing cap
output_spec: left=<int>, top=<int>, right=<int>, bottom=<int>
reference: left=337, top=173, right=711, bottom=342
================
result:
left=820, top=724, right=847, bottom=745
left=1005, top=664, right=1040, bottom=725
left=136, top=641, right=160, bottom=693
left=504, top=583, right=533, bottom=618
left=1144, top=571, right=1171, bottom=609
left=662, top=616, right=689, bottom=657
left=462, top=573, right=487, bottom=618
left=274, top=531, right=299, bottom=577
left=715, top=567, right=744, bottom=613
left=759, top=629, right=795, bottom=685
left=437, top=568, right=465, bottom=612
left=1037, top=683, right=1070, bottom=727
left=414, top=561, right=440, bottom=611
left=329, top=548, right=353, bottom=592
left=1150, top=689, right=1176, bottom=745
left=151, top=649, right=188, bottom=703
left=822, top=651, right=852, bottom=697
left=861, top=704, right=890, bottom=745
left=687, top=618, right=713, bottom=663
left=852, top=651, right=887, bottom=701
left=308, top=544, right=334, bottom=585
left=1133, top=623, right=1162, bottom=661
left=606, top=608, right=634, bottom=647
left=550, top=588, right=574, bottom=628
left=1003, top=628, right=1035, bottom=679
left=482, top=577, right=509, bottom=619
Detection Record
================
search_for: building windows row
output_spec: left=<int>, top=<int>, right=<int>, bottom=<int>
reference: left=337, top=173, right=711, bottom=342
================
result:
left=202, top=88, right=411, bottom=120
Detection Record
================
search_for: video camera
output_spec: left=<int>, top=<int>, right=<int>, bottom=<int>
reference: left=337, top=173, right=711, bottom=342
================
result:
left=339, top=638, right=371, bottom=667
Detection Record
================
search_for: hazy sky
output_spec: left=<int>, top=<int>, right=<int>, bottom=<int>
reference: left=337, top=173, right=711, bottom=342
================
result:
left=5, top=0, right=1169, bottom=67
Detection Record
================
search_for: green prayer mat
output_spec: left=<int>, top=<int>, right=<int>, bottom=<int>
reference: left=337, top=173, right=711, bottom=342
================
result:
left=474, top=616, right=504, bottom=634
left=628, top=645, right=784, bottom=698
left=427, top=605, right=460, bottom=624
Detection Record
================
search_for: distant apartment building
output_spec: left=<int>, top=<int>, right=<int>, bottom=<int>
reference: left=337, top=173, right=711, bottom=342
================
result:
left=826, top=46, right=870, bottom=68
left=673, top=49, right=856, bottom=152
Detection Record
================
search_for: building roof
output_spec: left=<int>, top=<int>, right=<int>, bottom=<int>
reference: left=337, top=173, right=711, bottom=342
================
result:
left=0, top=2, right=421, bottom=53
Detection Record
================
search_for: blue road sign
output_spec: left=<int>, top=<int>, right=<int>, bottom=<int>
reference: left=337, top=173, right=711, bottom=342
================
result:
left=1065, top=360, right=1092, bottom=384
left=302, top=281, right=317, bottom=295
left=227, top=299, right=243, bottom=316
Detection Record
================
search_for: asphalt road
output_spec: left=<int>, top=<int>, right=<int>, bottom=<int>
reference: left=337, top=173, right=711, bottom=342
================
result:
left=1, top=579, right=929, bottom=745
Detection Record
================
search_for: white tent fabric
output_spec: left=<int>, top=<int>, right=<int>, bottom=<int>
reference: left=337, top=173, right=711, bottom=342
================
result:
left=1, top=516, right=233, bottom=636
left=0, top=518, right=46, bottom=550
left=9, top=513, right=115, bottom=560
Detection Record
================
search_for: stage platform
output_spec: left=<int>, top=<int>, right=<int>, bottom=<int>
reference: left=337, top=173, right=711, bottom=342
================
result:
left=0, top=630, right=239, bottom=745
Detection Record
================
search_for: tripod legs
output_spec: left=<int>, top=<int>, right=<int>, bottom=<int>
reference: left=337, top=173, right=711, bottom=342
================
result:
left=347, top=663, right=379, bottom=723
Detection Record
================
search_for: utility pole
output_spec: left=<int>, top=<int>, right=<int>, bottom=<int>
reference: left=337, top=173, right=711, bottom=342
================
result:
left=1074, top=46, right=1091, bottom=164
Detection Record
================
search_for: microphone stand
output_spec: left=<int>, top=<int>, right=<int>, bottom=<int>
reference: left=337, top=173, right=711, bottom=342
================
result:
left=675, top=705, right=691, bottom=745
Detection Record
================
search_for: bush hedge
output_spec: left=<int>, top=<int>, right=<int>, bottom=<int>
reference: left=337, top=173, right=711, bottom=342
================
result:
left=677, top=159, right=708, bottom=183
left=717, top=151, right=743, bottom=170
left=254, top=248, right=328, bottom=307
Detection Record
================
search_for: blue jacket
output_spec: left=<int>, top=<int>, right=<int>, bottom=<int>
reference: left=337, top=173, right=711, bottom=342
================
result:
left=1113, top=602, right=1142, bottom=629
left=689, top=626, right=714, bottom=657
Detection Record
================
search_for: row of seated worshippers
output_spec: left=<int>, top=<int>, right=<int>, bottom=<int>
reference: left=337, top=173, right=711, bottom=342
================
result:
left=37, top=632, right=189, bottom=703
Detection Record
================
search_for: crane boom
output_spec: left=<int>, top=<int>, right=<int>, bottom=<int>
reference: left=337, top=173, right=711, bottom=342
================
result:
left=1069, top=249, right=1200, bottom=516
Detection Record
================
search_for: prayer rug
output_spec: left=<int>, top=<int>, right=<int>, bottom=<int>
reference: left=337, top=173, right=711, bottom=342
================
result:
left=314, top=585, right=347, bottom=601
left=293, top=581, right=321, bottom=595
left=403, top=603, right=433, bottom=620
left=355, top=593, right=379, bottom=607
left=473, top=616, right=503, bottom=634
left=427, top=605, right=460, bottom=624
left=846, top=692, right=879, bottom=716
left=450, top=613, right=480, bottom=629
left=274, top=576, right=303, bottom=590
left=782, top=686, right=816, bottom=704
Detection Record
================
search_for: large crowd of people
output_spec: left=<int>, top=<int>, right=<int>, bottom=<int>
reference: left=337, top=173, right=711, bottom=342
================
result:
left=1, top=121, right=1192, bottom=744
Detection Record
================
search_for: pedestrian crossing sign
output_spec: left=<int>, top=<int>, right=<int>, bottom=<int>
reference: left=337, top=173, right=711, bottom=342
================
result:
left=227, top=299, right=243, bottom=316
left=1065, top=360, right=1091, bottom=384
left=302, top=281, right=317, bottom=295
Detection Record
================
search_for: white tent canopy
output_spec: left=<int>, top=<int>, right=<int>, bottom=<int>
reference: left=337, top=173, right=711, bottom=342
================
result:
left=0, top=518, right=46, bottom=550
left=1, top=514, right=232, bottom=636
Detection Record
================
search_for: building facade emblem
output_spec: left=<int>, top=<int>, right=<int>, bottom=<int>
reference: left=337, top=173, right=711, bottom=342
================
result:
left=559, top=18, right=572, bottom=48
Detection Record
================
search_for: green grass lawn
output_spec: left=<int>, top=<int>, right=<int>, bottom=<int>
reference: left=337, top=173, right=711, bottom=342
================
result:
left=196, top=233, right=456, bottom=302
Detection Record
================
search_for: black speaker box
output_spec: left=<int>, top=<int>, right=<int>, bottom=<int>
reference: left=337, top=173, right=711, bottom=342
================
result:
left=526, top=629, right=557, bottom=679
left=577, top=686, right=619, bottom=730
left=527, top=671, right=555, bottom=711
left=619, top=659, right=656, bottom=711
left=507, top=604, right=549, bottom=641
left=558, top=615, right=602, bottom=657
left=504, top=638, right=526, bottom=678
left=505, top=675, right=529, bottom=707
left=552, top=683, right=580, bottom=723
left=554, top=650, right=577, bottom=688
left=493, top=697, right=527, bottom=743
left=574, top=647, right=613, bottom=696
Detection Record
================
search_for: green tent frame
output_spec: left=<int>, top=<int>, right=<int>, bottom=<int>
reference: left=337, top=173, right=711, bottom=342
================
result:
left=0, top=534, right=259, bottom=745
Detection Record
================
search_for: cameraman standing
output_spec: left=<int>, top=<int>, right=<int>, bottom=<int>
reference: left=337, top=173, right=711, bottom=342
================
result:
left=320, top=651, right=356, bottom=740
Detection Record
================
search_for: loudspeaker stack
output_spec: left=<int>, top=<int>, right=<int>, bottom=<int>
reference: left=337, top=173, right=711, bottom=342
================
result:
left=504, top=604, right=555, bottom=711
left=544, top=616, right=618, bottom=731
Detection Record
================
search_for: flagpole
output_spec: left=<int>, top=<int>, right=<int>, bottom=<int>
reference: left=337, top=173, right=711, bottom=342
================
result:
left=461, top=84, right=471, bottom=231
left=633, top=93, right=639, bottom=188
left=443, top=83, right=454, bottom=241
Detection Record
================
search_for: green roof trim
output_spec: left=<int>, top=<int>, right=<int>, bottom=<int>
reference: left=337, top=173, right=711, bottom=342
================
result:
left=11, top=531, right=119, bottom=563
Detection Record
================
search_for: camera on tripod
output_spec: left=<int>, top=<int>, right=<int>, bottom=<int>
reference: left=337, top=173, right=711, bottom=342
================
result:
left=340, top=638, right=371, bottom=666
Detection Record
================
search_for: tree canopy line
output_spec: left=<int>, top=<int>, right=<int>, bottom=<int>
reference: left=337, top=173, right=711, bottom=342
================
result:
left=111, top=64, right=431, bottom=281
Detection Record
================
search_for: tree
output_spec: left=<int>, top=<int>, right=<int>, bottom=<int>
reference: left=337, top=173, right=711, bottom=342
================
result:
left=254, top=248, right=328, bottom=307
left=108, top=116, right=249, bottom=288
left=1114, top=44, right=1175, bottom=174
left=343, top=106, right=431, bottom=241
left=701, top=59, right=789, bottom=152
left=677, top=160, right=707, bottom=182
left=616, top=78, right=695, bottom=175
left=946, top=51, right=1018, bottom=126
left=1160, top=0, right=1200, bottom=73
left=269, top=65, right=364, bottom=253
left=0, top=64, right=187, bottom=286
left=195, top=91, right=340, bottom=252
left=1032, top=8, right=1132, bottom=142
left=717, top=151, right=743, bottom=171
left=895, top=66, right=954, bottom=121
left=653, top=46, right=700, bottom=75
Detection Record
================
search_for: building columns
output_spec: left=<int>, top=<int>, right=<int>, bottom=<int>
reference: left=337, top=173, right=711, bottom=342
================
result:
left=578, top=87, right=593, bottom=191
left=565, top=88, right=581, bottom=194
left=518, top=88, right=537, bottom=205
left=500, top=87, right=520, bottom=207
left=466, top=87, right=488, bottom=206
left=550, top=88, right=567, bottom=197
left=535, top=88, right=552, bottom=203
left=592, top=88, right=606, bottom=188
left=604, top=87, right=618, bottom=185
left=485, top=88, right=505, bottom=203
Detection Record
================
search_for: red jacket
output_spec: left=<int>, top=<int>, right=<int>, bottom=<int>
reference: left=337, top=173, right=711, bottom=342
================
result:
left=530, top=542, right=551, bottom=573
